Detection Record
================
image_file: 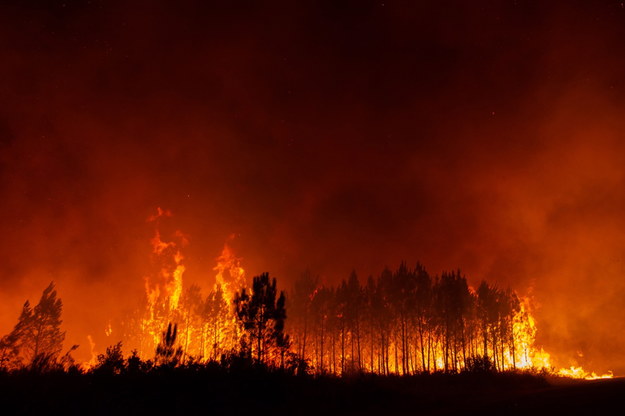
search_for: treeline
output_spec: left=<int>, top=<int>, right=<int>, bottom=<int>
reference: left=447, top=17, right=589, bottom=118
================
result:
left=117, top=272, right=293, bottom=369
left=0, top=264, right=538, bottom=376
left=287, top=263, right=532, bottom=375
left=0, top=274, right=296, bottom=374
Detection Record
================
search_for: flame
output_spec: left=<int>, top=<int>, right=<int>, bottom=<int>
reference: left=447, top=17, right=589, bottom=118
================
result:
left=205, top=243, right=247, bottom=358
left=213, top=243, right=246, bottom=307
left=83, top=335, right=97, bottom=370
left=558, top=366, right=614, bottom=380
left=119, top=210, right=248, bottom=362
left=510, top=297, right=551, bottom=369
left=291, top=288, right=614, bottom=377
left=508, top=298, right=612, bottom=379
left=131, top=208, right=189, bottom=355
left=475, top=296, right=614, bottom=379
left=107, top=209, right=612, bottom=378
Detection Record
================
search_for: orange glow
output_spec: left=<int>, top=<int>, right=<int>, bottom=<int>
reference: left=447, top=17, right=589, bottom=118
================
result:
left=214, top=241, right=246, bottom=307
left=558, top=366, right=613, bottom=380
left=0, top=209, right=614, bottom=379
left=2, top=0, right=625, bottom=382
left=113, top=210, right=251, bottom=362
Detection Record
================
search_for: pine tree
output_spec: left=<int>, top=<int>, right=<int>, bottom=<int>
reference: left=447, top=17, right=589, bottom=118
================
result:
left=2, top=282, right=65, bottom=367
left=0, top=301, right=32, bottom=368
left=234, top=273, right=288, bottom=365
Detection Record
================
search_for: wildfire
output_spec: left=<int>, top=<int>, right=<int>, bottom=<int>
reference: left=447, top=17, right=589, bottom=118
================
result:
left=501, top=297, right=551, bottom=370
left=506, top=299, right=612, bottom=379
left=138, top=221, right=187, bottom=352
left=120, top=209, right=249, bottom=361
left=107, top=208, right=613, bottom=379
left=85, top=335, right=97, bottom=370
left=148, top=229, right=185, bottom=311
left=213, top=242, right=246, bottom=307
left=558, top=366, right=614, bottom=380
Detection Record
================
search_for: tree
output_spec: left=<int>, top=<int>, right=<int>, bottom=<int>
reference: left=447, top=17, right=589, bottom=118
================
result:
left=94, top=342, right=125, bottom=375
left=477, top=281, right=501, bottom=368
left=273, top=288, right=290, bottom=368
left=203, top=286, right=229, bottom=361
left=155, top=322, right=183, bottom=367
left=234, top=273, right=288, bottom=365
left=0, top=301, right=32, bottom=369
left=289, top=270, right=318, bottom=363
left=413, top=263, right=433, bottom=372
left=434, top=270, right=471, bottom=372
left=1, top=282, right=65, bottom=367
left=310, top=285, right=333, bottom=373
left=178, top=284, right=203, bottom=361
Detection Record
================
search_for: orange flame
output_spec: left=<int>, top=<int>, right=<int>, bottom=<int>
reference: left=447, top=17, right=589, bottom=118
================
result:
left=122, top=211, right=248, bottom=362
left=110, top=209, right=613, bottom=378
left=214, top=243, right=246, bottom=306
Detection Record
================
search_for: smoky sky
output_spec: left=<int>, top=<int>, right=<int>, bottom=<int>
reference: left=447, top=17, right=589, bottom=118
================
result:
left=2, top=0, right=625, bottom=370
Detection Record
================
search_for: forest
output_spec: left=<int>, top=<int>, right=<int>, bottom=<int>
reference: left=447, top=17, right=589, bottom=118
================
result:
left=0, top=262, right=542, bottom=376
left=1, top=264, right=623, bottom=415
left=286, top=264, right=535, bottom=375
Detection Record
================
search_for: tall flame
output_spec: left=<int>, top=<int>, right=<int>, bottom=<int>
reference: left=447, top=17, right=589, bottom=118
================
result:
left=510, top=298, right=612, bottom=379
left=137, top=208, right=188, bottom=354
left=123, top=211, right=248, bottom=361
left=110, top=209, right=612, bottom=379
left=213, top=242, right=246, bottom=307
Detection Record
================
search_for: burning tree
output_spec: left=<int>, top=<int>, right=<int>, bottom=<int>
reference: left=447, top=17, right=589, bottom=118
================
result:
left=0, top=282, right=65, bottom=369
left=155, top=323, right=183, bottom=367
left=99, top=209, right=606, bottom=379
left=114, top=210, right=252, bottom=363
left=234, top=273, right=288, bottom=366
left=287, top=270, right=318, bottom=366
left=289, top=263, right=560, bottom=375
left=201, top=285, right=229, bottom=361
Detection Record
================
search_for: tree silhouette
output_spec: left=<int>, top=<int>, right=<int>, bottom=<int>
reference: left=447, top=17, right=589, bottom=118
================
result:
left=0, top=301, right=31, bottom=369
left=283, top=262, right=531, bottom=375
left=1, top=282, right=65, bottom=368
left=273, top=287, right=290, bottom=368
left=155, top=322, right=183, bottom=367
left=310, top=285, right=332, bottom=373
left=94, top=342, right=125, bottom=375
left=234, top=273, right=287, bottom=365
left=178, top=284, right=203, bottom=362
left=289, top=270, right=318, bottom=364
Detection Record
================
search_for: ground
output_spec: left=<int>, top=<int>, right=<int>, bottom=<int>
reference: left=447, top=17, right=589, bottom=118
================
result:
left=0, top=370, right=621, bottom=415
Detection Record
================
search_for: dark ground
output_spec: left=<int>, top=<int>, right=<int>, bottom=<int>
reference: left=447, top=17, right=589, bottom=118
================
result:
left=1, top=369, right=622, bottom=415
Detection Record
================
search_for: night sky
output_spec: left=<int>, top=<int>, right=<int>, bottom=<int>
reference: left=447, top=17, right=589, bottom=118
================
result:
left=2, top=0, right=625, bottom=371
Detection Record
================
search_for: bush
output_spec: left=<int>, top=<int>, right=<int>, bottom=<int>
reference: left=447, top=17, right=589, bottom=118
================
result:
left=464, top=355, right=495, bottom=374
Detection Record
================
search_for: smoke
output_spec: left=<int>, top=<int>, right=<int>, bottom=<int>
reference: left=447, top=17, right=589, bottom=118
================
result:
left=1, top=1, right=625, bottom=371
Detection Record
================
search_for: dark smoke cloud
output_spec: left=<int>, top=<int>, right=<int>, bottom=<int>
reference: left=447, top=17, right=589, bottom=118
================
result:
left=1, top=0, right=625, bottom=370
